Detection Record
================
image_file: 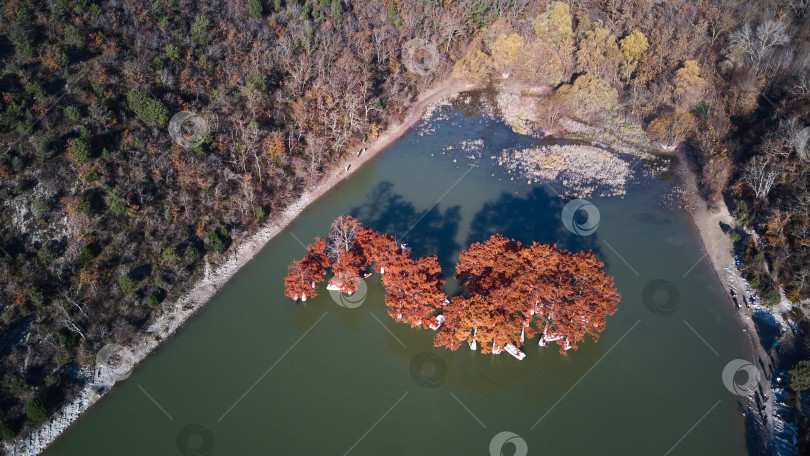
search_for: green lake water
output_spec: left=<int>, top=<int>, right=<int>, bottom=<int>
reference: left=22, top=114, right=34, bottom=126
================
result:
left=44, top=93, right=752, bottom=455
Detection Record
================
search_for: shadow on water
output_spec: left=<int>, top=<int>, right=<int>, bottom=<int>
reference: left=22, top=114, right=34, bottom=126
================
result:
left=465, top=186, right=600, bottom=257
left=349, top=181, right=462, bottom=272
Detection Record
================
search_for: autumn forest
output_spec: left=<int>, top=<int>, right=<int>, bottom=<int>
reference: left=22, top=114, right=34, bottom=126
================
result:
left=0, top=0, right=809, bottom=450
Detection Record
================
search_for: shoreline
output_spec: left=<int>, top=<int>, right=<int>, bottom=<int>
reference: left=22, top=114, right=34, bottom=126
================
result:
left=677, top=148, right=781, bottom=448
left=6, top=79, right=778, bottom=455
left=4, top=78, right=476, bottom=456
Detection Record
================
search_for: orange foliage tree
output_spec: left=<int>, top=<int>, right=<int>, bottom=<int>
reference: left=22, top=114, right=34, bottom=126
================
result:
left=283, top=217, right=620, bottom=357
left=283, top=238, right=330, bottom=301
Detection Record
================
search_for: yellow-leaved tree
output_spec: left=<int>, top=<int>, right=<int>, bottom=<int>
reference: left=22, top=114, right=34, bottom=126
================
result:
left=556, top=73, right=618, bottom=120
left=519, top=2, right=574, bottom=85
left=452, top=39, right=491, bottom=84
left=646, top=110, right=697, bottom=149
left=576, top=27, right=620, bottom=82
left=490, top=33, right=524, bottom=78
left=673, top=60, right=706, bottom=110
left=618, top=30, right=649, bottom=81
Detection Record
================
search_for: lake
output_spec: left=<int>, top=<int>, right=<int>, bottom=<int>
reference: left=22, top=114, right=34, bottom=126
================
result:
left=44, top=92, right=752, bottom=455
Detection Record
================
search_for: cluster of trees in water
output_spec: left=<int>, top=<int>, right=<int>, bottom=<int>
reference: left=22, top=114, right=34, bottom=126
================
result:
left=285, top=216, right=620, bottom=355
left=0, top=0, right=807, bottom=445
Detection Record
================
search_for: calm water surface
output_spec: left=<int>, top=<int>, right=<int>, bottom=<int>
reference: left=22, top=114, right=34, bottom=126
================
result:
left=45, top=94, right=751, bottom=455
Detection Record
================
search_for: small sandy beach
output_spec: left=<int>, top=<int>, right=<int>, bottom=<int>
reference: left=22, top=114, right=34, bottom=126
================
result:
left=678, top=149, right=788, bottom=446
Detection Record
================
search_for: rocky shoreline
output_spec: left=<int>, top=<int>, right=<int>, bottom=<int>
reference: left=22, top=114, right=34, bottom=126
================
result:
left=677, top=146, right=799, bottom=455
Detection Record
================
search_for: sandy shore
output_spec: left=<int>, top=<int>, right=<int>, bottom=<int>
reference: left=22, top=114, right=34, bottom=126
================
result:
left=677, top=150, right=789, bottom=446
left=3, top=78, right=476, bottom=456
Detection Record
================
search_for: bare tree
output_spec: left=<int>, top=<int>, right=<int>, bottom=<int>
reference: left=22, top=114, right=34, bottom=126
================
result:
left=55, top=300, right=86, bottom=340
left=785, top=0, right=810, bottom=18
left=743, top=155, right=782, bottom=200
left=730, top=20, right=791, bottom=73
left=327, top=215, right=360, bottom=260
left=440, top=10, right=466, bottom=53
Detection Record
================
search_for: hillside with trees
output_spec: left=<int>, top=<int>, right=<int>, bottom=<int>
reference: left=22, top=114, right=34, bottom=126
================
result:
left=0, top=0, right=808, bottom=448
left=283, top=216, right=620, bottom=355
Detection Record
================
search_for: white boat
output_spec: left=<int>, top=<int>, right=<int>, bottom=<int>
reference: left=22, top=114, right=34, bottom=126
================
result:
left=504, top=344, right=526, bottom=360
left=301, top=294, right=307, bottom=302
left=429, top=314, right=445, bottom=330
left=539, top=333, right=563, bottom=346
left=469, top=339, right=477, bottom=350
left=292, top=294, right=299, bottom=301
left=326, top=282, right=354, bottom=294
left=520, top=327, right=525, bottom=343
left=379, top=266, right=385, bottom=275
left=538, top=320, right=563, bottom=346
left=361, top=272, right=372, bottom=279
